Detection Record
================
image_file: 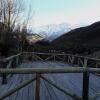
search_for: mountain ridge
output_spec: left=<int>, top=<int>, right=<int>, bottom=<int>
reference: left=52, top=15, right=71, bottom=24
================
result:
left=50, top=21, right=100, bottom=54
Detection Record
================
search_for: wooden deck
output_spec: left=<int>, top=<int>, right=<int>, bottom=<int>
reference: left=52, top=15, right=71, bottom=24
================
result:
left=0, top=61, right=100, bottom=100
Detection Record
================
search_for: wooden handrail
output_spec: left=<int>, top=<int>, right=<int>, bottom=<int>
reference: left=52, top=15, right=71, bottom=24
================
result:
left=0, top=67, right=100, bottom=74
left=23, top=52, right=100, bottom=61
left=23, top=52, right=66, bottom=56
left=1, top=52, right=100, bottom=63
left=3, top=53, right=22, bottom=62
left=0, top=53, right=23, bottom=84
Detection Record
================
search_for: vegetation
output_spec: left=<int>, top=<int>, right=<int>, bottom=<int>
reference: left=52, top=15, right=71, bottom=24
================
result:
left=0, top=0, right=32, bottom=57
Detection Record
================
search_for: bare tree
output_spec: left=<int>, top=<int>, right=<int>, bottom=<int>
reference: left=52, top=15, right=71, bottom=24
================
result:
left=19, top=0, right=34, bottom=51
left=0, top=0, right=27, bottom=55
left=0, top=0, right=24, bottom=32
left=0, top=0, right=34, bottom=55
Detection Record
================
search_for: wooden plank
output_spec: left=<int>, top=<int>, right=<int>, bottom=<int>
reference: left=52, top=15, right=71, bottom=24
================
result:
left=78, top=58, right=84, bottom=67
left=20, top=64, right=34, bottom=100
left=3, top=53, right=22, bottom=62
left=2, top=74, right=20, bottom=100
left=9, top=74, right=24, bottom=100
left=45, top=56, right=53, bottom=61
left=35, top=55, right=44, bottom=61
left=28, top=74, right=35, bottom=100
left=35, top=74, right=41, bottom=100
left=0, top=61, right=100, bottom=100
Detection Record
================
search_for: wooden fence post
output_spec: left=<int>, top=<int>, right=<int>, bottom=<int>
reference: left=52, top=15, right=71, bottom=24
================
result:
left=35, top=74, right=41, bottom=100
left=95, top=61, right=98, bottom=68
left=16, top=56, right=19, bottom=66
left=53, top=54, right=56, bottom=61
left=12, top=58, right=16, bottom=68
left=63, top=53, right=66, bottom=62
left=67, top=55, right=69, bottom=63
left=19, top=54, right=23, bottom=64
left=82, top=58, right=89, bottom=100
left=1, top=61, right=7, bottom=84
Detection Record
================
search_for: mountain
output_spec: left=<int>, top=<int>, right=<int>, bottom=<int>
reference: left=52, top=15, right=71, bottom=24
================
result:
left=34, top=23, right=72, bottom=41
left=51, top=21, right=100, bottom=54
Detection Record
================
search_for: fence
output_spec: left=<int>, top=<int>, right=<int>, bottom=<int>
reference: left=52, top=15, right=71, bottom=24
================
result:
left=23, top=52, right=100, bottom=68
left=0, top=52, right=100, bottom=100
left=0, top=53, right=22, bottom=84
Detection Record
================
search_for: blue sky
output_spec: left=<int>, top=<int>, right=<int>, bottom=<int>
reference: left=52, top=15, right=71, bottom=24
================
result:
left=26, top=0, right=100, bottom=27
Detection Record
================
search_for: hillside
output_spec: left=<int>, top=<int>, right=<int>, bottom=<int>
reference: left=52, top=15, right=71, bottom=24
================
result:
left=51, top=22, right=100, bottom=54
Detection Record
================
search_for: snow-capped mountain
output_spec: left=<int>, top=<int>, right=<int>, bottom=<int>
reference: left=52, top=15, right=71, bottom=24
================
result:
left=34, top=23, right=72, bottom=41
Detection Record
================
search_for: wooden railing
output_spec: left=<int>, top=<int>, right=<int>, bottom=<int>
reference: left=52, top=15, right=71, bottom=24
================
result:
left=0, top=68, right=100, bottom=100
left=0, top=52, right=100, bottom=100
left=0, top=53, right=23, bottom=84
left=22, top=52, right=66, bottom=62
left=23, top=52, right=100, bottom=68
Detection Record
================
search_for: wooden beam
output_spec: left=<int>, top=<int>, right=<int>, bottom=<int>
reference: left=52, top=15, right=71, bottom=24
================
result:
left=45, top=55, right=53, bottom=61
left=3, top=53, right=22, bottom=62
left=0, top=67, right=100, bottom=74
left=82, top=72, right=89, bottom=100
left=82, top=58, right=89, bottom=100
left=41, top=76, right=81, bottom=100
left=35, top=74, right=41, bottom=100
left=0, top=77, right=36, bottom=100
left=35, top=55, right=44, bottom=61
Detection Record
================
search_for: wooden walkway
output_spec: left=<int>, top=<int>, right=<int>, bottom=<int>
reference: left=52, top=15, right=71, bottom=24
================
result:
left=0, top=61, right=100, bottom=100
